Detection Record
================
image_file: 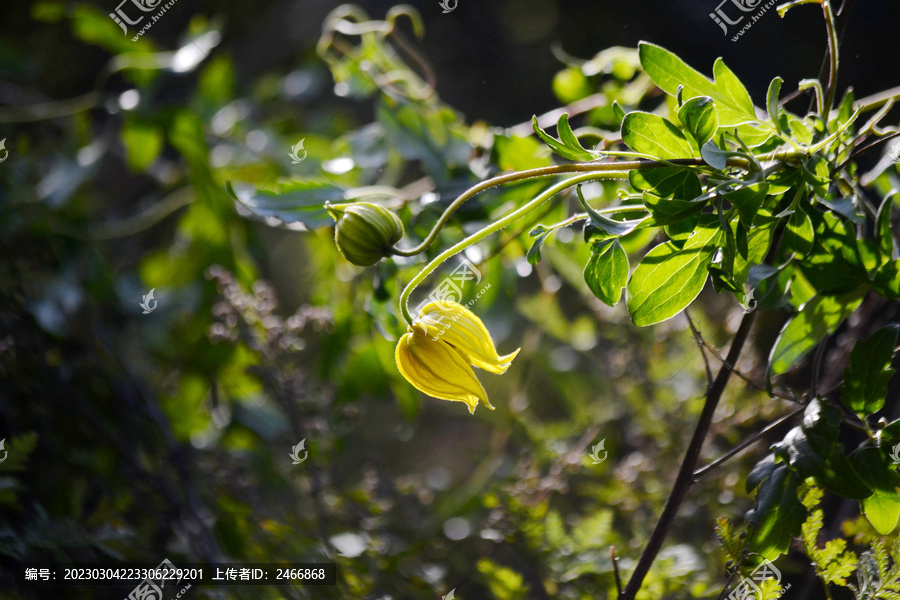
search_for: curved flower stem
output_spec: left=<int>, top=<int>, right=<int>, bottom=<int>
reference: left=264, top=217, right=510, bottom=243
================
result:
left=822, top=0, right=840, bottom=115
left=389, top=160, right=704, bottom=258
left=398, top=171, right=628, bottom=325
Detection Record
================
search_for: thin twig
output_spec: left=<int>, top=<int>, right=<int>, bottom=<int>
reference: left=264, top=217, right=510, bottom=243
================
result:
left=684, top=314, right=801, bottom=404
left=611, top=547, right=623, bottom=596
left=693, top=406, right=806, bottom=480
left=685, top=311, right=714, bottom=388
left=620, top=311, right=756, bottom=600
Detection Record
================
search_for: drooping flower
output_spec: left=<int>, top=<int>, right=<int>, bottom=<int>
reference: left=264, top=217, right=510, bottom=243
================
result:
left=395, top=301, right=519, bottom=413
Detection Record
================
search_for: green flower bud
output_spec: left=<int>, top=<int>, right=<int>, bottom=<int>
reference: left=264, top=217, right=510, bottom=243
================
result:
left=327, top=202, right=404, bottom=267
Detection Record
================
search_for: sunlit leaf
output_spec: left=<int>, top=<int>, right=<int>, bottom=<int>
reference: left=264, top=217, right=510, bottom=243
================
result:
left=767, top=289, right=866, bottom=382
left=841, top=325, right=899, bottom=416
left=627, top=216, right=722, bottom=326
left=584, top=240, right=628, bottom=306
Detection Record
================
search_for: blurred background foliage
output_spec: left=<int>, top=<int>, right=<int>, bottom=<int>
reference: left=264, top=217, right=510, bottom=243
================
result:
left=1, top=0, right=899, bottom=599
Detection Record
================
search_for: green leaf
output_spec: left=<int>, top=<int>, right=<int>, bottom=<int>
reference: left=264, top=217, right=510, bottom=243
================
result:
left=638, top=42, right=756, bottom=127
left=627, top=217, right=722, bottom=326
left=850, top=446, right=900, bottom=534
left=121, top=120, right=164, bottom=172
left=642, top=191, right=704, bottom=226
left=664, top=213, right=701, bottom=244
left=527, top=225, right=554, bottom=265
left=863, top=488, right=900, bottom=536
left=787, top=115, right=814, bottom=146
left=774, top=400, right=874, bottom=499
left=678, top=96, right=719, bottom=146
left=584, top=240, right=629, bottom=306
left=532, top=113, right=595, bottom=161
left=227, top=179, right=348, bottom=229
left=799, top=210, right=869, bottom=293
left=778, top=428, right=868, bottom=500
left=803, top=156, right=830, bottom=197
left=700, top=140, right=729, bottom=171
left=557, top=114, right=594, bottom=158
left=577, top=187, right=642, bottom=238
left=612, top=101, right=626, bottom=127
left=874, top=259, right=900, bottom=298
left=767, top=288, right=866, bottom=382
left=621, top=112, right=699, bottom=160
left=733, top=218, right=775, bottom=287
left=767, top=77, right=783, bottom=134
left=712, top=58, right=757, bottom=121
left=629, top=167, right=702, bottom=200
left=784, top=207, right=815, bottom=256
left=746, top=461, right=806, bottom=560
left=841, top=325, right=899, bottom=416
left=876, top=195, right=897, bottom=259
left=726, top=183, right=769, bottom=229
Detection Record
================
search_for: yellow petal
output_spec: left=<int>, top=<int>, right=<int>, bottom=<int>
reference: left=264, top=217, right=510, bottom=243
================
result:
left=418, top=301, right=520, bottom=374
left=395, top=325, right=495, bottom=414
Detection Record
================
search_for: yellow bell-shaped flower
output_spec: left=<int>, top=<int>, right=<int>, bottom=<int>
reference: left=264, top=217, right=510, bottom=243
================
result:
left=395, top=301, right=520, bottom=414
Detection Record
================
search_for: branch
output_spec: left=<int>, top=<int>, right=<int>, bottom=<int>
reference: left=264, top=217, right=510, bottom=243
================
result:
left=693, top=405, right=805, bottom=480
left=685, top=311, right=714, bottom=387
left=620, top=310, right=757, bottom=600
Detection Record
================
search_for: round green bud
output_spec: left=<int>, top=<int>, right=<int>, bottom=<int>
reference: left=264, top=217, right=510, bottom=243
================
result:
left=328, top=202, right=404, bottom=267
